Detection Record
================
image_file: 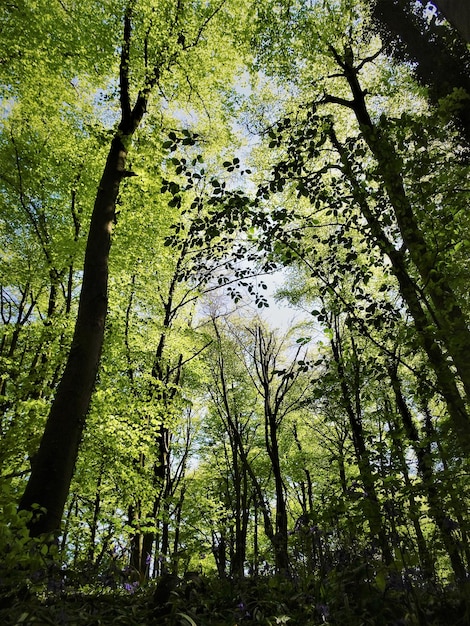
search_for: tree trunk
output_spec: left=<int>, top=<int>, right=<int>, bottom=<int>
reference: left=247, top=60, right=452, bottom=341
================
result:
left=269, top=417, right=289, bottom=576
left=388, top=363, right=468, bottom=585
left=383, top=397, right=436, bottom=580
left=17, top=0, right=164, bottom=536
left=209, top=320, right=259, bottom=579
left=330, top=323, right=392, bottom=564
left=88, top=464, right=104, bottom=563
left=254, top=326, right=291, bottom=576
left=340, top=50, right=470, bottom=404
left=434, top=0, right=470, bottom=42
left=19, top=134, right=129, bottom=535
left=329, top=125, right=470, bottom=455
left=373, top=0, right=470, bottom=141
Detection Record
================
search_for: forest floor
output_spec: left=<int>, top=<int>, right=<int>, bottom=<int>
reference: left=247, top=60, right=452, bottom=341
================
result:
left=0, top=573, right=468, bottom=625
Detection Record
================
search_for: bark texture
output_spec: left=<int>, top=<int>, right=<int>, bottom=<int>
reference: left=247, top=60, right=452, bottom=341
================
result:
left=19, top=136, right=129, bottom=535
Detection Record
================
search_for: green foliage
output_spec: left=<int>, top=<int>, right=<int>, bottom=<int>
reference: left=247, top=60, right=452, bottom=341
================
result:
left=0, top=483, right=58, bottom=601
left=2, top=571, right=469, bottom=625
left=1, top=0, right=470, bottom=623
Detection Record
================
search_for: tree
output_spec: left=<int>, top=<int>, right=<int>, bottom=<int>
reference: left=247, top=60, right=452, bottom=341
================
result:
left=434, top=0, right=470, bottom=42
left=0, top=2, right=110, bottom=488
left=247, top=324, right=310, bottom=575
left=328, top=312, right=392, bottom=563
left=387, top=358, right=469, bottom=586
left=204, top=313, right=259, bottom=578
left=373, top=0, right=470, bottom=142
left=2, top=0, right=470, bottom=621
left=245, top=0, right=470, bottom=454
left=16, top=0, right=247, bottom=536
left=215, top=318, right=311, bottom=576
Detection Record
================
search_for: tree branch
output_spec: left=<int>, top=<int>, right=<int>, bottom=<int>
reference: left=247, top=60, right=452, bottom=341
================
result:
left=119, top=1, right=134, bottom=130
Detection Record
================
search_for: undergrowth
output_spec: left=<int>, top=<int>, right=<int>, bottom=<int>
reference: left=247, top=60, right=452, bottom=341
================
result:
left=0, top=566, right=468, bottom=625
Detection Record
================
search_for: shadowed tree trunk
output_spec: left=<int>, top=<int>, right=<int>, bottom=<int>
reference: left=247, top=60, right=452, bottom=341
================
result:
left=249, top=325, right=309, bottom=576
left=18, top=0, right=227, bottom=537
left=388, top=361, right=468, bottom=587
left=207, top=318, right=264, bottom=578
left=373, top=0, right=470, bottom=141
left=19, top=134, right=134, bottom=535
left=18, top=3, right=167, bottom=536
left=434, top=0, right=470, bottom=41
left=382, top=394, right=436, bottom=581
left=333, top=45, right=470, bottom=405
left=330, top=314, right=393, bottom=565
left=324, top=52, right=470, bottom=454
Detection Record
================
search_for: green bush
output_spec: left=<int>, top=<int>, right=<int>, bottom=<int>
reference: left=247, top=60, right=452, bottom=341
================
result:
left=0, top=489, right=58, bottom=604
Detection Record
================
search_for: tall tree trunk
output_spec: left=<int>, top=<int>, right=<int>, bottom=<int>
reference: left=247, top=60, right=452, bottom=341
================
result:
left=426, top=410, right=470, bottom=573
left=330, top=320, right=392, bottom=564
left=383, top=397, right=436, bottom=580
left=253, top=326, right=292, bottom=576
left=337, top=48, right=470, bottom=405
left=88, top=464, right=104, bottom=563
left=329, top=126, right=470, bottom=455
left=18, top=3, right=153, bottom=535
left=388, top=363, right=468, bottom=586
left=209, top=320, right=257, bottom=579
left=128, top=249, right=186, bottom=573
left=171, top=484, right=186, bottom=576
left=19, top=135, right=129, bottom=535
left=434, top=0, right=470, bottom=42
left=373, top=0, right=470, bottom=140
left=268, top=415, right=289, bottom=576
left=129, top=503, right=143, bottom=572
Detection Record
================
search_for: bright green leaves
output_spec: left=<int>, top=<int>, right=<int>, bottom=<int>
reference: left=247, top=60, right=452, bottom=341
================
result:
left=0, top=0, right=122, bottom=98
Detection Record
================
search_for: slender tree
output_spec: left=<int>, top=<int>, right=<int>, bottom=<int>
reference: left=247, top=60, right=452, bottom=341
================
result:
left=18, top=0, right=240, bottom=536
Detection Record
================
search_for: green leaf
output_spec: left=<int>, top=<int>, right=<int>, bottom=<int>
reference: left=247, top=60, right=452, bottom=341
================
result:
left=176, top=613, right=198, bottom=626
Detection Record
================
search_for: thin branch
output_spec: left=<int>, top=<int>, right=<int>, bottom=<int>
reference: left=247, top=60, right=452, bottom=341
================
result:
left=357, top=48, right=383, bottom=72
left=182, top=0, right=227, bottom=50
left=0, top=469, right=30, bottom=480
left=55, top=0, right=68, bottom=12
left=165, top=340, right=213, bottom=377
